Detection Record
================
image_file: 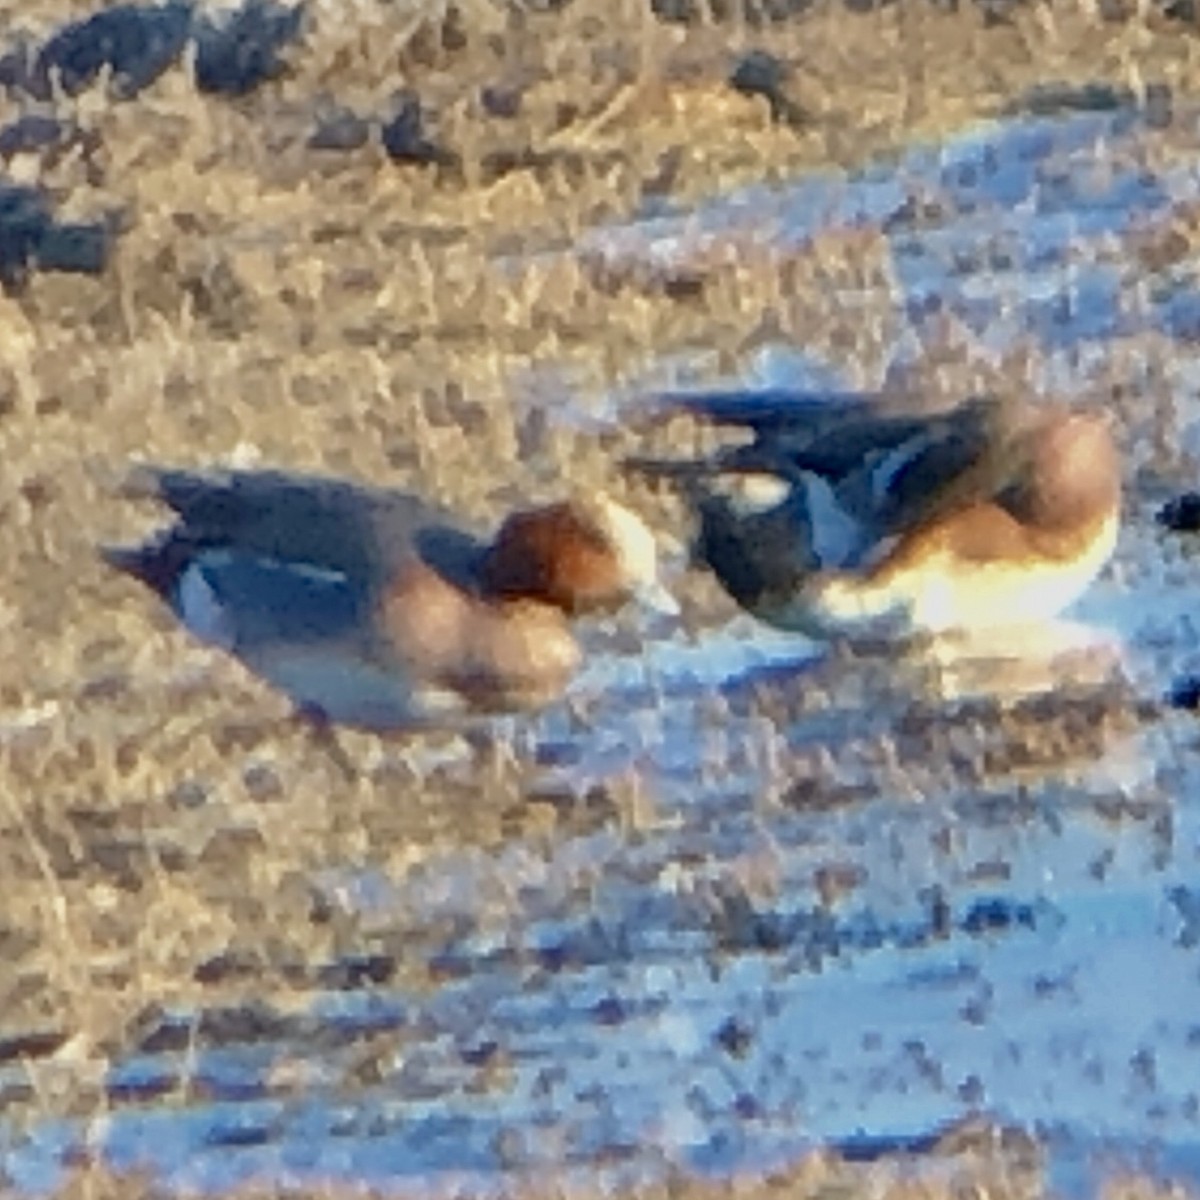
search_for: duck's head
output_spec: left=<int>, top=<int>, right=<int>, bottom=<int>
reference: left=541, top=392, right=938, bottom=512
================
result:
left=480, top=493, right=679, bottom=617
left=1008, top=409, right=1121, bottom=531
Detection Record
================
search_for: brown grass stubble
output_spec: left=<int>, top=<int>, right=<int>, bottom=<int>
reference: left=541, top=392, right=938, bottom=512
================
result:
left=0, top=0, right=1197, bottom=1193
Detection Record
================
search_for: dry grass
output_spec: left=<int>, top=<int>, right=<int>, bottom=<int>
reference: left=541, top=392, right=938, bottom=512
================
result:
left=23, top=1118, right=1199, bottom=1200
left=0, top=0, right=1199, bottom=1195
left=26, top=1133, right=1050, bottom=1200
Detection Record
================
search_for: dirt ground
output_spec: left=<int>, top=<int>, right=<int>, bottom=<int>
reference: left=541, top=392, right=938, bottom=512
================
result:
left=2, top=0, right=1200, bottom=1196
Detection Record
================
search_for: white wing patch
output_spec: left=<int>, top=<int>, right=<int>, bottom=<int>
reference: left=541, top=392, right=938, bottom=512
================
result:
left=708, top=472, right=792, bottom=516
left=176, top=562, right=237, bottom=650
left=796, top=471, right=867, bottom=569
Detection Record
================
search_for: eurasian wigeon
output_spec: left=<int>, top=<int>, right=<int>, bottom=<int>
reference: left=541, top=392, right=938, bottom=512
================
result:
left=104, top=467, right=678, bottom=730
left=627, top=391, right=1120, bottom=640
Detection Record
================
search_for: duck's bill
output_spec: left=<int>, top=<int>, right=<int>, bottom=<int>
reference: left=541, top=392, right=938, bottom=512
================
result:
left=634, top=576, right=681, bottom=616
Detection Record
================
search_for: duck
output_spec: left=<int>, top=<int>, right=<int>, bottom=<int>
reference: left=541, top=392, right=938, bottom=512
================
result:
left=626, top=390, right=1120, bottom=641
left=103, top=466, right=678, bottom=731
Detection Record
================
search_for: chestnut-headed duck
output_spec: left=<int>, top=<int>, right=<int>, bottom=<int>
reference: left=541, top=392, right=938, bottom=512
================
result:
left=104, top=467, right=678, bottom=730
left=627, top=391, right=1120, bottom=641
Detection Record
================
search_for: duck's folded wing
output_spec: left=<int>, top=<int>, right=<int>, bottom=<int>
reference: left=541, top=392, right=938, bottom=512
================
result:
left=173, top=550, right=369, bottom=652
left=120, top=466, right=466, bottom=584
left=626, top=390, right=905, bottom=488
left=634, top=388, right=1000, bottom=474
left=629, top=390, right=1009, bottom=492
left=870, top=397, right=1036, bottom=536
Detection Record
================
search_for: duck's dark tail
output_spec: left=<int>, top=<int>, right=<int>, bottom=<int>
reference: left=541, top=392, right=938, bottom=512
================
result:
left=622, top=444, right=788, bottom=492
left=621, top=454, right=711, bottom=485
left=99, top=533, right=194, bottom=601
